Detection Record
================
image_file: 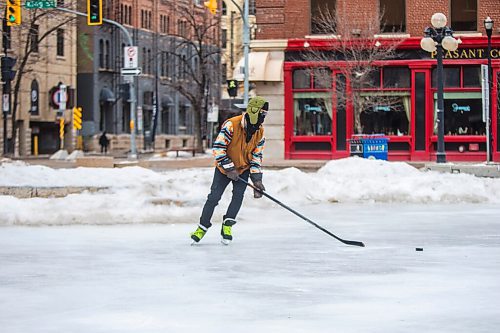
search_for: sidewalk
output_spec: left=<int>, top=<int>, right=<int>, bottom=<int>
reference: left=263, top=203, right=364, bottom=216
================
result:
left=10, top=154, right=500, bottom=177
left=13, top=152, right=329, bottom=171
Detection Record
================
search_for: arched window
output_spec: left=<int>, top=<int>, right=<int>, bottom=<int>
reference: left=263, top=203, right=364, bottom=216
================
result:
left=222, top=1, right=227, bottom=16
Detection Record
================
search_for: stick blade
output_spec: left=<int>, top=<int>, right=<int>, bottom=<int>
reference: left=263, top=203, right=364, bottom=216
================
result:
left=341, top=239, right=365, bottom=247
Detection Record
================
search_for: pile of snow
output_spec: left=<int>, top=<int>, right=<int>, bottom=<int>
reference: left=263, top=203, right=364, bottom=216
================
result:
left=1, top=157, right=500, bottom=225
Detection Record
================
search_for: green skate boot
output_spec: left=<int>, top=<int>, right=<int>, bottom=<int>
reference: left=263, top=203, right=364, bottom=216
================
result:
left=221, top=218, right=237, bottom=245
left=190, top=225, right=207, bottom=244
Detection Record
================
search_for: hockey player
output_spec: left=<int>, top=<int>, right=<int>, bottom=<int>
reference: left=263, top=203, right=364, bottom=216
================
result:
left=191, top=96, right=268, bottom=245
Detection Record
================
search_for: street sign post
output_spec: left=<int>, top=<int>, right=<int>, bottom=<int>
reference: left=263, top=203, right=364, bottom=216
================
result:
left=124, top=46, right=138, bottom=69
left=207, top=104, right=219, bottom=123
left=57, top=84, right=67, bottom=116
left=25, top=0, right=56, bottom=9
left=2, top=94, right=9, bottom=113
left=481, top=64, right=490, bottom=162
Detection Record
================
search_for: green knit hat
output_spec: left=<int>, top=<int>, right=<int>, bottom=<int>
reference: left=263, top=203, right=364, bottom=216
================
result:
left=246, top=96, right=267, bottom=125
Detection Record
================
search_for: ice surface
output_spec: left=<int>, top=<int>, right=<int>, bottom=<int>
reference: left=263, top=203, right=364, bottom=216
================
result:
left=1, top=204, right=499, bottom=333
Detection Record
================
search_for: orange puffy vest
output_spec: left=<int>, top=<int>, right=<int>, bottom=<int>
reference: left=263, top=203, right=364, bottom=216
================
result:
left=216, top=114, right=264, bottom=175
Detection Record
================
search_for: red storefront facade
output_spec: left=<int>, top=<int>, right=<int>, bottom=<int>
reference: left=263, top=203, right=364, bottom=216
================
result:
left=283, top=36, right=500, bottom=161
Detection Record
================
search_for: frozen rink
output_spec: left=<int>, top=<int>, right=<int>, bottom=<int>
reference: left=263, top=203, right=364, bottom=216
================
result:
left=1, top=203, right=500, bottom=333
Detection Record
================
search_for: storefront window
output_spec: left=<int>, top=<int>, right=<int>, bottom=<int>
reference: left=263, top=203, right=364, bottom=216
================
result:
left=293, top=92, right=332, bottom=135
left=313, top=68, right=332, bottom=89
left=432, top=67, right=460, bottom=88
left=383, top=67, right=410, bottom=88
left=293, top=69, right=311, bottom=89
left=362, top=68, right=381, bottom=88
left=358, top=92, right=411, bottom=135
left=463, top=66, right=481, bottom=87
left=433, top=92, right=484, bottom=135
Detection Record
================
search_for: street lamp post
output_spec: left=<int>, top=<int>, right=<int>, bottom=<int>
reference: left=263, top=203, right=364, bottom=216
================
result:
left=484, top=16, right=494, bottom=162
left=421, top=13, right=458, bottom=163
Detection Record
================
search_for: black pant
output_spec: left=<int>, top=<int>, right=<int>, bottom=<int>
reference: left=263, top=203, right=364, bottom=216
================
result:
left=199, top=168, right=250, bottom=229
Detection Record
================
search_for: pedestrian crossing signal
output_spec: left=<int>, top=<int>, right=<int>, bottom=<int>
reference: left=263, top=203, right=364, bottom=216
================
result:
left=87, top=0, right=103, bottom=26
left=73, top=107, right=82, bottom=130
left=6, top=0, right=21, bottom=26
left=227, top=80, right=238, bottom=97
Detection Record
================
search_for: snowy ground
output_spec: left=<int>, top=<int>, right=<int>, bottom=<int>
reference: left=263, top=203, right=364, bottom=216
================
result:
left=1, top=158, right=500, bottom=332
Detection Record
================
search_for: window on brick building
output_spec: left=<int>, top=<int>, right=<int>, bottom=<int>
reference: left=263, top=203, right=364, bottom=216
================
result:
left=451, top=0, right=477, bottom=31
left=99, top=39, right=104, bottom=68
left=311, top=0, right=336, bottom=35
left=221, top=29, right=227, bottom=49
left=30, top=24, right=39, bottom=53
left=380, top=0, right=405, bottom=33
left=222, top=2, right=227, bottom=16
left=56, top=29, right=64, bottom=57
left=127, top=5, right=132, bottom=25
left=249, top=0, right=256, bottom=15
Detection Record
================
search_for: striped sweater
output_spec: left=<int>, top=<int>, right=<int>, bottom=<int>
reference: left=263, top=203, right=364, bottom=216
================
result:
left=213, top=115, right=265, bottom=174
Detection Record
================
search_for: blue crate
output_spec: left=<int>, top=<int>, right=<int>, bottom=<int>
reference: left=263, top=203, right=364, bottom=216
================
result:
left=362, top=137, right=389, bottom=160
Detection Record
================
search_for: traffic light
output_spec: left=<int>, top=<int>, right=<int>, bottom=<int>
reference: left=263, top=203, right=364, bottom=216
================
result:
left=1, top=56, right=17, bottom=82
left=6, top=0, right=21, bottom=26
left=73, top=107, right=82, bottom=130
left=204, top=0, right=217, bottom=15
left=87, top=0, right=103, bottom=26
left=227, top=80, right=238, bottom=97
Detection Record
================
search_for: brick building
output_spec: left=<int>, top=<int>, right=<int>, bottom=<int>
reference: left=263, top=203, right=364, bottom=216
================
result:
left=250, top=0, right=500, bottom=161
left=1, top=3, right=77, bottom=156
left=77, top=0, right=221, bottom=153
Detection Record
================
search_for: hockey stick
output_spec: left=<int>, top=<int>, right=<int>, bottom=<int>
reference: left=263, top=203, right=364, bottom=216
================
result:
left=238, top=177, right=365, bottom=247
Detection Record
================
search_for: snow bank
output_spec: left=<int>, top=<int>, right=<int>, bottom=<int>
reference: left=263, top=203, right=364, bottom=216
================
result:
left=1, top=158, right=499, bottom=225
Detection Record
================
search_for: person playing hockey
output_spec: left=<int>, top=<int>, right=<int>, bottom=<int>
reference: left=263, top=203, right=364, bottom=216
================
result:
left=191, top=96, right=268, bottom=245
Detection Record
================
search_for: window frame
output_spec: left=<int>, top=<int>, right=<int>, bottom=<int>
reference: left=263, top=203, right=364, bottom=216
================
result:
left=450, top=0, right=478, bottom=32
left=379, top=0, right=406, bottom=33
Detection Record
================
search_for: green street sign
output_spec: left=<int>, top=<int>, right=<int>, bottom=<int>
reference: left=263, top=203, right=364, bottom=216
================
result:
left=25, top=0, right=56, bottom=9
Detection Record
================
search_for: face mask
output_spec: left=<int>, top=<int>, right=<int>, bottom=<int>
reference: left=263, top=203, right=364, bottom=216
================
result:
left=245, top=113, right=265, bottom=143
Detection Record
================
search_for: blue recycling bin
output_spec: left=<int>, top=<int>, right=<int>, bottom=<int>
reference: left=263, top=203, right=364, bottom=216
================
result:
left=349, top=135, right=389, bottom=160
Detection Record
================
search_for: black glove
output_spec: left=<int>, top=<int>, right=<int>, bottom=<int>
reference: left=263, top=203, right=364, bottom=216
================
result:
left=250, top=173, right=265, bottom=198
left=226, top=169, right=239, bottom=181
left=220, top=160, right=239, bottom=181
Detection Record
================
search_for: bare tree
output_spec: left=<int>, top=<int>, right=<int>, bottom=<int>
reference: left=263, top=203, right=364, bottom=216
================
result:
left=302, top=5, right=403, bottom=134
left=1, top=3, right=76, bottom=154
left=161, top=2, right=220, bottom=152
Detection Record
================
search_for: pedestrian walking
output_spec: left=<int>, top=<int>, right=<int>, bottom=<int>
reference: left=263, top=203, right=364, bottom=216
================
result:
left=99, top=132, right=110, bottom=155
left=191, top=96, right=268, bottom=245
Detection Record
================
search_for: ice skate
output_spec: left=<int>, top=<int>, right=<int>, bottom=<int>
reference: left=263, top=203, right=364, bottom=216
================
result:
left=221, top=218, right=237, bottom=245
left=190, top=225, right=207, bottom=245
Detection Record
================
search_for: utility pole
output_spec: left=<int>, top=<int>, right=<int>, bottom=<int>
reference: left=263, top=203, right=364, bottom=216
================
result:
left=230, top=0, right=250, bottom=106
left=1, top=16, right=15, bottom=156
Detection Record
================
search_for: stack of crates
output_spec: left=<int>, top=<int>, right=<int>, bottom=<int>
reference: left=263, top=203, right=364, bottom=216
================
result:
left=348, top=134, right=389, bottom=160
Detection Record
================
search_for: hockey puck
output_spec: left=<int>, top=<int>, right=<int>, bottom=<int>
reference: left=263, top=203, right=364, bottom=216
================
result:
left=415, top=247, right=423, bottom=251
